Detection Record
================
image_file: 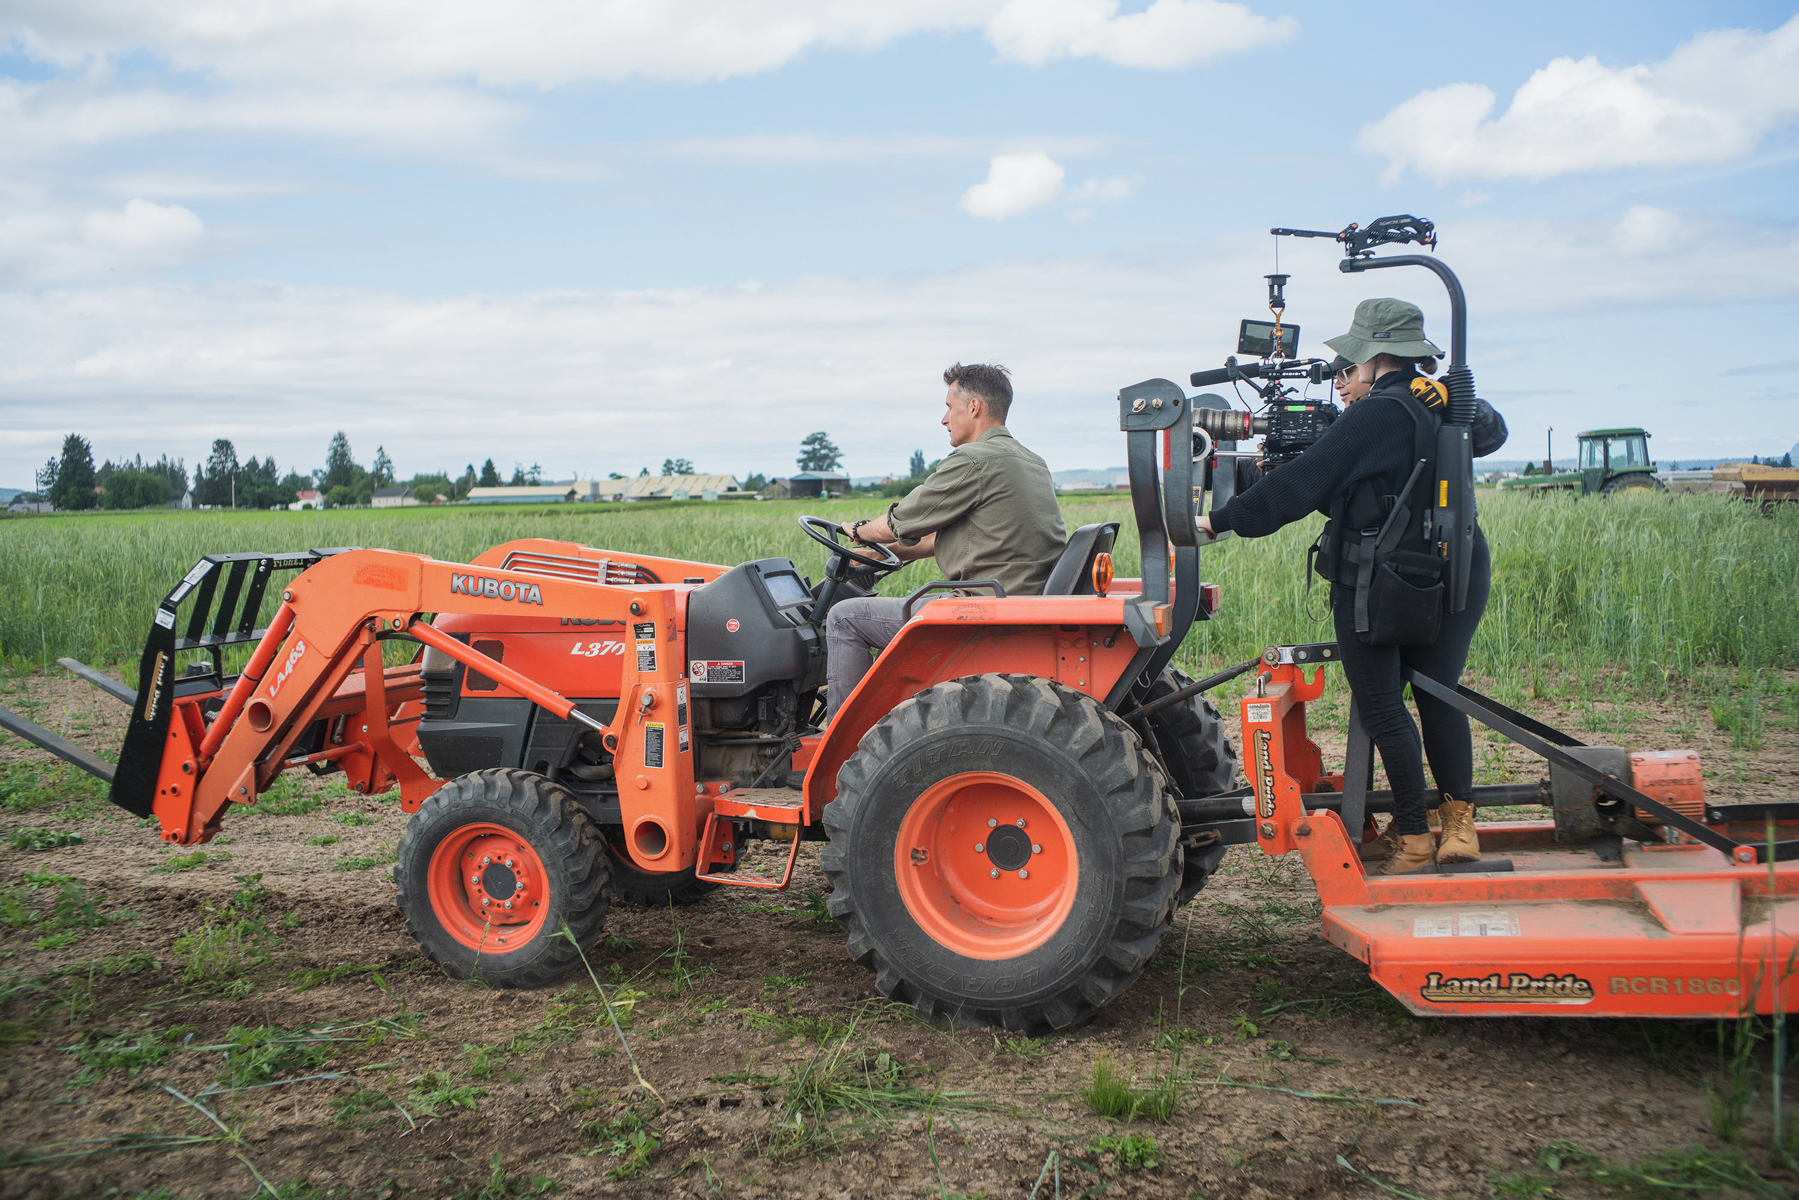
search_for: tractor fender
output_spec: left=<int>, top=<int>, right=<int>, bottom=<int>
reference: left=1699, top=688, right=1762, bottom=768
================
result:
left=806, top=596, right=1141, bottom=812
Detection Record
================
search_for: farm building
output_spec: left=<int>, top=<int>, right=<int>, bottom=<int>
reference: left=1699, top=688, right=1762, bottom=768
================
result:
left=466, top=484, right=580, bottom=504
left=288, top=490, right=322, bottom=511
left=371, top=487, right=420, bottom=508
left=761, top=471, right=849, bottom=499
left=604, top=474, right=742, bottom=501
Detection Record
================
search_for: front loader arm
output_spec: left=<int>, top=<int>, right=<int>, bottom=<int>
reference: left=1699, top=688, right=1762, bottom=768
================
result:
left=145, top=549, right=693, bottom=852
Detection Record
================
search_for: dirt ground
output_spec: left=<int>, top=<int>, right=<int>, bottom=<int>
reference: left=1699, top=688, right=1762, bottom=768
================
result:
left=2, top=665, right=1796, bottom=1200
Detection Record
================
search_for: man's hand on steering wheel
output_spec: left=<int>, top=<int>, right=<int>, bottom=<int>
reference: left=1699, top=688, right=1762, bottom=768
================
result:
left=798, top=515, right=902, bottom=574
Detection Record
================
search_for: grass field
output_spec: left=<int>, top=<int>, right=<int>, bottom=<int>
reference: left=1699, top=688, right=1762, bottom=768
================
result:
left=2, top=490, right=1793, bottom=691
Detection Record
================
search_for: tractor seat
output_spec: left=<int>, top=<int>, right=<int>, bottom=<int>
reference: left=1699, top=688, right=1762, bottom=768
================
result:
left=1040, top=522, right=1120, bottom=596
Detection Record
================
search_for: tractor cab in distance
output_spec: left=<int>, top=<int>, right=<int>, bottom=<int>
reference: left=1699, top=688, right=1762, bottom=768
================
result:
left=1501, top=426, right=1666, bottom=497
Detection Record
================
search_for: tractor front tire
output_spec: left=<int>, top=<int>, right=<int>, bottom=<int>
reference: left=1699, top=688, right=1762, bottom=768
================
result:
left=821, top=674, right=1180, bottom=1033
left=395, top=769, right=611, bottom=987
left=605, top=842, right=718, bottom=907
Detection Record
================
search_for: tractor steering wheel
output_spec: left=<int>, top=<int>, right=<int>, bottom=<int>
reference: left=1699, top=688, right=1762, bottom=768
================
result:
left=798, top=515, right=903, bottom=573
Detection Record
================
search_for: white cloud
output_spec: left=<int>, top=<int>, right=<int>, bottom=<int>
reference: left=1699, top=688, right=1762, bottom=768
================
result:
left=961, top=152, right=1066, bottom=219
left=1361, top=15, right=1799, bottom=182
left=4, top=2, right=1294, bottom=89
left=1, top=205, right=1794, bottom=484
left=0, top=197, right=204, bottom=284
left=987, top=0, right=1296, bottom=69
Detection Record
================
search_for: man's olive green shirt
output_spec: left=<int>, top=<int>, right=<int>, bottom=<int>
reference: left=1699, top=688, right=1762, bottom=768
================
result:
left=886, top=426, right=1067, bottom=597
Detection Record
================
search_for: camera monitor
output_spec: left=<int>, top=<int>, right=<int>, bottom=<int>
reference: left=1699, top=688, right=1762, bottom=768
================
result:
left=1238, top=319, right=1298, bottom=359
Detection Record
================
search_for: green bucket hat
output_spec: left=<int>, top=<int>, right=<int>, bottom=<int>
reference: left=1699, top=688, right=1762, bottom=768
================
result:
left=1324, top=298, right=1443, bottom=364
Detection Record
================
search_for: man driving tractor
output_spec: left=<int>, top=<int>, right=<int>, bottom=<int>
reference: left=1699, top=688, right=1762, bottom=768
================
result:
left=826, top=362, right=1067, bottom=719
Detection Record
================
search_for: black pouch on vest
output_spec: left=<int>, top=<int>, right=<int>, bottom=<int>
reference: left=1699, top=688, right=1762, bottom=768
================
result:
left=1365, top=551, right=1444, bottom=646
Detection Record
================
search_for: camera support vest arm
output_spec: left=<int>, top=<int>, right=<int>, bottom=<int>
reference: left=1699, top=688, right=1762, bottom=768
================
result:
left=1339, top=253, right=1477, bottom=612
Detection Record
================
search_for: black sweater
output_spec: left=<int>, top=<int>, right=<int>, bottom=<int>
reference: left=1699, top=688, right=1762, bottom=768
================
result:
left=1210, top=369, right=1498, bottom=538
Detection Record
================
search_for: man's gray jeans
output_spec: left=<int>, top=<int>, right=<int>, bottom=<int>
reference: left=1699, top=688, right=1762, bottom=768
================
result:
left=824, top=596, right=909, bottom=718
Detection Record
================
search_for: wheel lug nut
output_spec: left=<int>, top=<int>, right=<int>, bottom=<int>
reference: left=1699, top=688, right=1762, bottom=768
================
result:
left=504, top=901, right=513, bottom=909
left=1019, top=869, right=1029, bottom=879
left=1032, top=844, right=1041, bottom=854
left=515, top=882, right=524, bottom=891
left=471, top=874, right=479, bottom=883
left=987, top=819, right=997, bottom=829
left=974, top=843, right=984, bottom=853
left=504, top=858, right=514, bottom=868
left=989, top=868, right=1000, bottom=879
left=482, top=898, right=491, bottom=906
left=482, top=856, right=492, bottom=864
left=1016, top=818, right=1026, bottom=828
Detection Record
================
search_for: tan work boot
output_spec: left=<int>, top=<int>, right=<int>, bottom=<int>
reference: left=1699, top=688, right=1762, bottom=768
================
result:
left=1435, top=798, right=1481, bottom=864
left=1358, top=820, right=1405, bottom=863
left=1378, top=832, right=1438, bottom=875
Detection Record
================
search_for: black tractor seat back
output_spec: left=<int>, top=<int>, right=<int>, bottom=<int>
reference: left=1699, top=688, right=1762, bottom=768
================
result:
left=1041, top=522, right=1121, bottom=596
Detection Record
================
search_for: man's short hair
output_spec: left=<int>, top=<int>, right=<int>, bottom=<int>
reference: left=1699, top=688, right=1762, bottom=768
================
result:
left=943, top=363, right=1013, bottom=423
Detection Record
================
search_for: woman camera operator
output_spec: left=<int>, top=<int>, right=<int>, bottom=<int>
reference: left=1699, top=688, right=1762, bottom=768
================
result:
left=1197, top=298, right=1505, bottom=874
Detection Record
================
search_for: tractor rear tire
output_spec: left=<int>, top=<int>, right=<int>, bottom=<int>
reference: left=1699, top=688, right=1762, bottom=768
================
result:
left=1141, top=669, right=1239, bottom=799
left=1601, top=473, right=1666, bottom=496
left=395, top=769, right=611, bottom=987
left=820, top=674, right=1181, bottom=1033
left=605, top=842, right=718, bottom=907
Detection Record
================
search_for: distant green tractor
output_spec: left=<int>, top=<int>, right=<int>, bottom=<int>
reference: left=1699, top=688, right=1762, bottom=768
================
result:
left=1500, top=427, right=1667, bottom=497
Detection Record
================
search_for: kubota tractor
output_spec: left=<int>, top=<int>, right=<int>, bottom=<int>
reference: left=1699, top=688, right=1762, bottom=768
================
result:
left=30, top=388, right=1237, bottom=1031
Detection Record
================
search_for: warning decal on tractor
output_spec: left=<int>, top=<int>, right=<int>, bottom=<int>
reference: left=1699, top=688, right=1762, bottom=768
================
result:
left=633, top=622, right=658, bottom=672
left=643, top=721, right=665, bottom=769
left=689, top=661, right=745, bottom=684
left=1412, top=910, right=1520, bottom=938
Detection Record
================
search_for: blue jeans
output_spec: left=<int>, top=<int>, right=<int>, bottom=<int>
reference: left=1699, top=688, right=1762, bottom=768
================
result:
left=824, top=596, right=909, bottom=718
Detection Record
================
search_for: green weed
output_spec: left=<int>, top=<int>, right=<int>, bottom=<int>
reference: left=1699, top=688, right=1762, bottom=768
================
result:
left=407, top=1070, right=486, bottom=1116
left=466, top=1151, right=559, bottom=1197
left=7, top=828, right=83, bottom=850
left=1090, top=1133, right=1164, bottom=1170
left=584, top=1110, right=661, bottom=1180
left=173, top=915, right=274, bottom=996
left=1538, top=1140, right=1783, bottom=1199
left=0, top=871, right=113, bottom=940
left=330, top=1088, right=396, bottom=1128
left=63, top=1026, right=187, bottom=1086
left=288, top=962, right=384, bottom=992
left=332, top=812, right=377, bottom=826
left=305, top=834, right=339, bottom=847
left=1707, top=1018, right=1761, bottom=1144
left=0, top=762, right=106, bottom=814
left=254, top=778, right=321, bottom=817
left=1081, top=1057, right=1179, bottom=1123
left=148, top=849, right=212, bottom=874
left=332, top=852, right=398, bottom=872
left=207, top=1024, right=335, bottom=1088
left=802, top=889, right=840, bottom=929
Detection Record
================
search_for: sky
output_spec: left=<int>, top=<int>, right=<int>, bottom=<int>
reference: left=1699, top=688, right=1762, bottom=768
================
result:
left=1, top=0, right=1796, bottom=488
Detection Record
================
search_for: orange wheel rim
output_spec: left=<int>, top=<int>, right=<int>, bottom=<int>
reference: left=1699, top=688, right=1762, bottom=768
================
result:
left=893, top=771, right=1078, bottom=961
left=426, top=822, right=551, bottom=952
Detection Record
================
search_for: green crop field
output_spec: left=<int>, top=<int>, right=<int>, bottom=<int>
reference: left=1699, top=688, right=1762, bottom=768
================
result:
left=0, top=492, right=1793, bottom=696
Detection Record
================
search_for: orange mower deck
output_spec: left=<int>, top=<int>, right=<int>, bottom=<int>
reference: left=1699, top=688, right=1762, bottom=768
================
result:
left=1238, top=651, right=1799, bottom=1018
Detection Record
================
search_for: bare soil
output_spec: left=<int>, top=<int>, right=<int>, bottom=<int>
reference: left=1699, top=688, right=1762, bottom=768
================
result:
left=2, top=665, right=1796, bottom=1200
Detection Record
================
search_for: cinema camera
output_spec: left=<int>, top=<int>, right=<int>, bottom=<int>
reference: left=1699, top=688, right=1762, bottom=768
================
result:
left=1188, top=273, right=1340, bottom=470
left=1189, top=215, right=1444, bottom=470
